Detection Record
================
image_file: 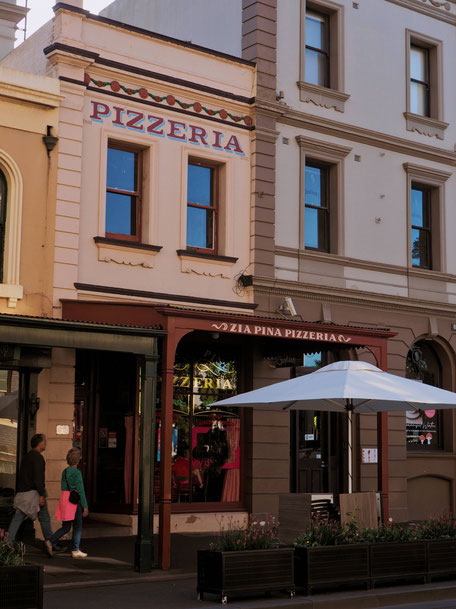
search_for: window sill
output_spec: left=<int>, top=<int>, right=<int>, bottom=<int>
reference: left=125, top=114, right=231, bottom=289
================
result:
left=404, top=112, right=448, bottom=140
left=0, top=283, right=23, bottom=308
left=297, top=81, right=350, bottom=113
left=176, top=249, right=238, bottom=280
left=94, top=236, right=162, bottom=269
left=176, top=249, right=238, bottom=264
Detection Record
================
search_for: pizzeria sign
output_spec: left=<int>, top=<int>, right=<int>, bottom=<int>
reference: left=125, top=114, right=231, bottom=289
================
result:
left=211, top=322, right=352, bottom=343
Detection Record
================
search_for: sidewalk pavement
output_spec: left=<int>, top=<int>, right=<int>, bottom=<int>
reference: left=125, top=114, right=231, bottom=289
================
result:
left=25, top=534, right=216, bottom=589
left=23, top=534, right=456, bottom=609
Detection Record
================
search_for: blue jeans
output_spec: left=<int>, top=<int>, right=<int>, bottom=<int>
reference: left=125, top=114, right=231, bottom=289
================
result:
left=49, top=504, right=83, bottom=551
left=8, top=501, right=53, bottom=543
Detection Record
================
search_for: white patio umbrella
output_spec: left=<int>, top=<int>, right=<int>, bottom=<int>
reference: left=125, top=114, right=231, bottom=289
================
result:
left=210, top=360, right=456, bottom=493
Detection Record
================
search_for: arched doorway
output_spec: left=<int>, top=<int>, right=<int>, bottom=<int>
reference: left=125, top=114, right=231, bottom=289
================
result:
left=406, top=341, right=443, bottom=450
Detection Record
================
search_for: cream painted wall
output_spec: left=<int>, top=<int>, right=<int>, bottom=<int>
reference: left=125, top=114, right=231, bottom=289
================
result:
left=0, top=5, right=255, bottom=311
left=275, top=122, right=456, bottom=302
left=0, top=67, right=60, bottom=313
left=277, top=0, right=456, bottom=148
left=78, top=94, right=252, bottom=304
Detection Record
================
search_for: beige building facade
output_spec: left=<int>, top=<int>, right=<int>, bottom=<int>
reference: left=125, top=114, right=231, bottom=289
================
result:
left=100, top=0, right=456, bottom=522
left=0, top=65, right=62, bottom=531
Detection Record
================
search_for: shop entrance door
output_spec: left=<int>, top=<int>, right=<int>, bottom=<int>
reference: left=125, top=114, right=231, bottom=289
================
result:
left=290, top=363, right=346, bottom=495
left=291, top=410, right=345, bottom=494
left=74, top=351, right=139, bottom=513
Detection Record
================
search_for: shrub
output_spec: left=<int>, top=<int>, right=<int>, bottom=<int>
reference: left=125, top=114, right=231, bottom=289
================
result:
left=294, top=513, right=456, bottom=547
left=209, top=514, right=279, bottom=551
left=294, top=513, right=362, bottom=547
left=414, top=513, right=456, bottom=540
left=0, top=529, right=25, bottom=566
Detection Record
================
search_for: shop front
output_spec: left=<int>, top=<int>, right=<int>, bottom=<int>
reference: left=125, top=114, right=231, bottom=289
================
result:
left=62, top=298, right=394, bottom=569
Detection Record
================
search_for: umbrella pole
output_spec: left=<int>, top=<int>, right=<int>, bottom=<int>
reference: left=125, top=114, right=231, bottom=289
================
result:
left=347, top=399, right=353, bottom=494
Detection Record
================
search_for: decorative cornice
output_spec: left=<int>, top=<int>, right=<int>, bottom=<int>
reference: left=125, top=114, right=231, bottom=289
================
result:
left=275, top=245, right=456, bottom=284
left=297, top=81, right=350, bottom=113
left=74, top=282, right=257, bottom=310
left=85, top=74, right=253, bottom=126
left=295, top=135, right=352, bottom=160
left=44, top=43, right=255, bottom=105
left=0, top=82, right=63, bottom=109
left=256, top=99, right=456, bottom=166
left=252, top=275, right=456, bottom=317
left=403, top=112, right=449, bottom=141
left=94, top=236, right=162, bottom=252
left=403, top=162, right=452, bottom=184
left=176, top=249, right=238, bottom=264
left=385, top=0, right=456, bottom=25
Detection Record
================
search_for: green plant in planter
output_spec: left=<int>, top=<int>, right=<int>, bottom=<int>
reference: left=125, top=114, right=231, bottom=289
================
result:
left=209, top=514, right=279, bottom=551
left=294, top=512, right=363, bottom=547
left=360, top=522, right=418, bottom=544
left=414, top=513, right=456, bottom=540
left=0, top=529, right=25, bottom=567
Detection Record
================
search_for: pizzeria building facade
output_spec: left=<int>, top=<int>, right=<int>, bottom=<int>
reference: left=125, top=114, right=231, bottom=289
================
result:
left=3, top=0, right=446, bottom=572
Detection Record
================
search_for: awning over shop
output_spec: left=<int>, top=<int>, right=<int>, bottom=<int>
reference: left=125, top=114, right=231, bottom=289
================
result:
left=62, top=299, right=396, bottom=570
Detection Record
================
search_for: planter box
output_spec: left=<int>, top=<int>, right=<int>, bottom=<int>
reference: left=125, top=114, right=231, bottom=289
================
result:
left=197, top=548, right=294, bottom=603
left=427, top=539, right=456, bottom=580
left=294, top=544, right=370, bottom=594
left=0, top=565, right=43, bottom=609
left=370, top=541, right=426, bottom=584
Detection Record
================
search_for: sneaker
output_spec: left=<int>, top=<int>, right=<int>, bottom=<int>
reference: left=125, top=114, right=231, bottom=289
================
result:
left=72, top=550, right=87, bottom=558
left=44, top=540, right=53, bottom=557
left=52, top=544, right=67, bottom=554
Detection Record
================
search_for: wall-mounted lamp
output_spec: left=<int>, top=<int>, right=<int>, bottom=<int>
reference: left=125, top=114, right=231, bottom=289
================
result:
left=30, top=393, right=41, bottom=420
left=43, top=125, right=58, bottom=157
left=278, top=297, right=297, bottom=317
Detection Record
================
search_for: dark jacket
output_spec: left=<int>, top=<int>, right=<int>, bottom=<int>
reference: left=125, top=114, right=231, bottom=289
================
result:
left=16, top=449, right=46, bottom=497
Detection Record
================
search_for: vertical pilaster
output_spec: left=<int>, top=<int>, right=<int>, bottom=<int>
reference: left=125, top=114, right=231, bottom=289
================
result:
left=243, top=0, right=278, bottom=279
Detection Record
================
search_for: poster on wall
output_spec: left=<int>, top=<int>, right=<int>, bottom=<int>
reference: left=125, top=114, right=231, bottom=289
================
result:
left=108, top=431, right=117, bottom=448
left=406, top=409, right=439, bottom=449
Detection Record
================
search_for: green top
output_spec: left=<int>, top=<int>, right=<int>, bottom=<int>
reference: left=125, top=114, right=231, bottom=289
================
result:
left=61, top=467, right=88, bottom=509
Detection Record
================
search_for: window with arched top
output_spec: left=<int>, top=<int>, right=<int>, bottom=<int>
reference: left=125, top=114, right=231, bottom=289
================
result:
left=0, top=149, right=23, bottom=307
left=406, top=341, right=443, bottom=450
left=0, top=170, right=7, bottom=283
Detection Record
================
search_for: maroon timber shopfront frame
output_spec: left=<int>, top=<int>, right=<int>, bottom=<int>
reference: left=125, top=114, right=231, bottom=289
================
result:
left=62, top=300, right=395, bottom=569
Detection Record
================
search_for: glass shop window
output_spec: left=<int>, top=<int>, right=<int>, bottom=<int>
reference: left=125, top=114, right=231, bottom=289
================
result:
left=406, top=342, right=442, bottom=450
left=0, top=370, right=20, bottom=506
left=158, top=355, right=240, bottom=504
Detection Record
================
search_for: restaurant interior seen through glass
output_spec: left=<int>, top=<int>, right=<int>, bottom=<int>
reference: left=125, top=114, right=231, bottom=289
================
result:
left=157, top=342, right=241, bottom=505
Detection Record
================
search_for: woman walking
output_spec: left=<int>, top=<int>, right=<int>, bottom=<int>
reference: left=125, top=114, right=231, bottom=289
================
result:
left=49, top=448, right=89, bottom=558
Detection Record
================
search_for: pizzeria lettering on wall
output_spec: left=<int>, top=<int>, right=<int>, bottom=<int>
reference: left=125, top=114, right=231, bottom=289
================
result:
left=211, top=322, right=352, bottom=343
left=89, top=101, right=245, bottom=156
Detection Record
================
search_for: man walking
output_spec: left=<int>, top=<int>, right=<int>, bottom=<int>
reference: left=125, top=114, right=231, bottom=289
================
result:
left=8, top=433, right=57, bottom=556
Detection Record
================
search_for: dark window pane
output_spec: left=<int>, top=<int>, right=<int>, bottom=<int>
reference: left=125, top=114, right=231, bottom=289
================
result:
left=187, top=206, right=214, bottom=249
left=0, top=173, right=5, bottom=223
left=0, top=370, right=20, bottom=494
left=107, top=148, right=137, bottom=192
left=106, top=192, right=136, bottom=235
left=406, top=342, right=443, bottom=451
left=305, top=49, right=328, bottom=87
left=410, top=46, right=427, bottom=82
left=411, top=227, right=430, bottom=268
left=305, top=165, right=325, bottom=207
left=306, top=11, right=328, bottom=51
left=410, top=82, right=429, bottom=116
left=188, top=164, right=212, bottom=206
left=305, top=207, right=327, bottom=250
